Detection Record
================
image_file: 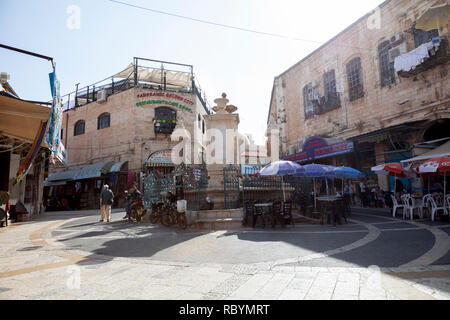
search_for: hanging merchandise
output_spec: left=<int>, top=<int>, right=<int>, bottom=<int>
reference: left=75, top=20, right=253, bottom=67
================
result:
left=127, top=172, right=134, bottom=185
left=75, top=182, right=81, bottom=192
left=14, top=120, right=48, bottom=185
left=44, top=68, right=63, bottom=164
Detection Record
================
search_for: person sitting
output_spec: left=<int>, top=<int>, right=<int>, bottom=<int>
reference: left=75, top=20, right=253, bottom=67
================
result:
left=124, top=185, right=142, bottom=220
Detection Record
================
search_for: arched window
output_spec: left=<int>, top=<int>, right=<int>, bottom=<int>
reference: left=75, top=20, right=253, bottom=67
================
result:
left=74, top=120, right=85, bottom=136
left=378, top=41, right=395, bottom=87
left=155, top=107, right=177, bottom=134
left=97, top=113, right=110, bottom=130
left=346, top=57, right=364, bottom=101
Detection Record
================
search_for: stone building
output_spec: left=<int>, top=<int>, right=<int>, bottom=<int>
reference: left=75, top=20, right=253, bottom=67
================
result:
left=267, top=0, right=450, bottom=192
left=46, top=58, right=211, bottom=210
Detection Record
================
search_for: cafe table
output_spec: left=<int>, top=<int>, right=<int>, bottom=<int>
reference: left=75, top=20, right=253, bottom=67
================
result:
left=254, top=203, right=274, bottom=227
left=316, top=196, right=347, bottom=226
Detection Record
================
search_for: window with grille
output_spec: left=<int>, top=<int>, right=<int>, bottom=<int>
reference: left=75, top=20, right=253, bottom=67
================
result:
left=347, top=57, right=364, bottom=101
left=155, top=107, right=177, bottom=134
left=74, top=120, right=85, bottom=136
left=323, top=70, right=340, bottom=110
left=97, top=113, right=110, bottom=130
left=378, top=41, right=395, bottom=87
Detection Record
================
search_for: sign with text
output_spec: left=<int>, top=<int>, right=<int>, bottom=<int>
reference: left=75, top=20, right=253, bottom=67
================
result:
left=284, top=136, right=354, bottom=163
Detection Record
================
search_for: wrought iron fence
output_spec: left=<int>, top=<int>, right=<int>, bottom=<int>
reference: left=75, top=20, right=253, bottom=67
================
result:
left=223, top=165, right=240, bottom=209
left=143, top=163, right=208, bottom=211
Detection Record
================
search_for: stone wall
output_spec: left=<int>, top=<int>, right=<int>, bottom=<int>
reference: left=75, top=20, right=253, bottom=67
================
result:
left=268, top=0, right=450, bottom=155
left=57, top=87, right=208, bottom=173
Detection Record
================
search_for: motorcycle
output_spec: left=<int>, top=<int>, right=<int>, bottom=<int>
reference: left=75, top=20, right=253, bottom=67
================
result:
left=127, top=193, right=148, bottom=223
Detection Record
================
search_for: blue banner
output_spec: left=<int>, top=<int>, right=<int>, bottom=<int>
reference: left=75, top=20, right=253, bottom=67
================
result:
left=44, top=70, right=63, bottom=162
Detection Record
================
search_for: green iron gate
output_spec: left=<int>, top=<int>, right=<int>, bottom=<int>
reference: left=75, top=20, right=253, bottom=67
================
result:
left=223, top=165, right=240, bottom=209
left=143, top=163, right=208, bottom=211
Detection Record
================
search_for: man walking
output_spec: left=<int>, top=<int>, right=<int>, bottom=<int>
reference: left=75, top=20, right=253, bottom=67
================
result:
left=99, top=185, right=114, bottom=223
left=359, top=181, right=367, bottom=207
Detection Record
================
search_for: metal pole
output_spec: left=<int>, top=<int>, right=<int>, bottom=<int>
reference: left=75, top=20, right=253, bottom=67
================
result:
left=0, top=44, right=54, bottom=63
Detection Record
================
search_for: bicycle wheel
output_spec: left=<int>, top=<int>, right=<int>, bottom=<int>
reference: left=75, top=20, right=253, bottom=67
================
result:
left=177, top=213, right=187, bottom=229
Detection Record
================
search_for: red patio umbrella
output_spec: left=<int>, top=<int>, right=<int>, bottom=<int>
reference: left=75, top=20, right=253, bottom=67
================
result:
left=417, top=156, right=450, bottom=197
left=371, top=163, right=406, bottom=194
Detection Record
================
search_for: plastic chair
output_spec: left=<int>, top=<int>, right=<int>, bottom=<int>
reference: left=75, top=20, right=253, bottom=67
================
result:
left=402, top=195, right=422, bottom=220
left=424, top=194, right=448, bottom=222
left=391, top=194, right=405, bottom=218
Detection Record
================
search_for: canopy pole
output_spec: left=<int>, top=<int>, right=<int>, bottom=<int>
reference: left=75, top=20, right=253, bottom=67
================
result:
left=314, top=178, right=317, bottom=209
left=444, top=172, right=447, bottom=199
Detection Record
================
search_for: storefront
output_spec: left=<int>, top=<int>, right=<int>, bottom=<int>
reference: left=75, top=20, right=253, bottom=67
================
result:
left=283, top=136, right=356, bottom=167
left=45, top=160, right=130, bottom=210
left=145, top=150, right=176, bottom=175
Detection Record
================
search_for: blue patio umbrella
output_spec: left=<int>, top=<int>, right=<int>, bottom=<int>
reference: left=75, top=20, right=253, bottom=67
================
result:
left=259, top=161, right=305, bottom=201
left=332, top=166, right=365, bottom=194
left=294, top=164, right=335, bottom=208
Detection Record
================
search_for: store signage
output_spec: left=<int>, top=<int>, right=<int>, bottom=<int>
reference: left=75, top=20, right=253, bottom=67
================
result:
left=136, top=91, right=194, bottom=113
left=146, top=150, right=175, bottom=165
left=284, top=136, right=354, bottom=163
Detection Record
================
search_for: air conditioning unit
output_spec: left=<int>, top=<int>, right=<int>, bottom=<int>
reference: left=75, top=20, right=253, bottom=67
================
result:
left=389, top=42, right=409, bottom=63
left=97, top=89, right=108, bottom=103
left=390, top=34, right=404, bottom=46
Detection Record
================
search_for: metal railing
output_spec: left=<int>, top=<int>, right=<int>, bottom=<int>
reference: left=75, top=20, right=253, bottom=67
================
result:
left=58, top=57, right=212, bottom=115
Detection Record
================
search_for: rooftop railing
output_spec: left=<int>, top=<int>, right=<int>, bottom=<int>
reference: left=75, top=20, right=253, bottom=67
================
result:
left=59, top=57, right=212, bottom=115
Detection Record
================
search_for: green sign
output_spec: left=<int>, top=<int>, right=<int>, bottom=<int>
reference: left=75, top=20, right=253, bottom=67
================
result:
left=136, top=99, right=192, bottom=113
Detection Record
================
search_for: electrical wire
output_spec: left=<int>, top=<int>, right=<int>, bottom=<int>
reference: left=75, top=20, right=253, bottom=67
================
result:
left=106, top=0, right=434, bottom=58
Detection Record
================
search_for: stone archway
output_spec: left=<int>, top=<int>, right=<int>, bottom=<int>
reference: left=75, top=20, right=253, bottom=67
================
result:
left=422, top=118, right=450, bottom=141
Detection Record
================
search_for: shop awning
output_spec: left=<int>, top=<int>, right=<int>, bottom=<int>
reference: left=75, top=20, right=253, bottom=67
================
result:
left=75, top=161, right=115, bottom=180
left=44, top=180, right=67, bottom=187
left=109, top=161, right=128, bottom=173
left=47, top=161, right=116, bottom=183
left=47, top=169, right=80, bottom=182
left=401, top=140, right=450, bottom=163
left=0, top=94, right=51, bottom=143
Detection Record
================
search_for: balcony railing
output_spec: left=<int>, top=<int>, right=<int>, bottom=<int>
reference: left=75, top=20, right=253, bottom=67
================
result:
left=58, top=57, right=212, bottom=115
left=396, top=37, right=450, bottom=78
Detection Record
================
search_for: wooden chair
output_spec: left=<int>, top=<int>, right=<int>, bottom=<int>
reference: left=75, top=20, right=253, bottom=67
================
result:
left=271, top=201, right=282, bottom=228
left=281, top=200, right=294, bottom=227
left=253, top=203, right=266, bottom=229
left=243, top=201, right=255, bottom=227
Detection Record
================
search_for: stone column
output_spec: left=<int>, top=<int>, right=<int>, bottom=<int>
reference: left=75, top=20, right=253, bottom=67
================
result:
left=203, top=93, right=241, bottom=209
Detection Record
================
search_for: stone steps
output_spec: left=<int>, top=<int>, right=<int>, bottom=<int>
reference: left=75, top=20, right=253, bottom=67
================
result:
left=192, top=209, right=244, bottom=230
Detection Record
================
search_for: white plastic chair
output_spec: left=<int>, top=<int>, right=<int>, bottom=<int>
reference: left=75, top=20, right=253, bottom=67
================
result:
left=424, top=194, right=448, bottom=222
left=402, top=195, right=422, bottom=220
left=391, top=194, right=405, bottom=218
